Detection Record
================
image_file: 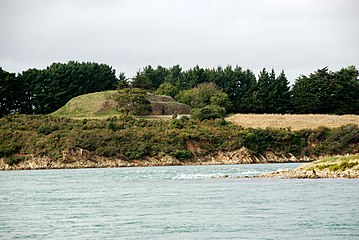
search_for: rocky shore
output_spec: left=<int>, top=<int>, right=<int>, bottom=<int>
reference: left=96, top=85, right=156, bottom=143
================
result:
left=1, top=147, right=358, bottom=179
left=0, top=146, right=312, bottom=171
left=257, top=155, right=359, bottom=179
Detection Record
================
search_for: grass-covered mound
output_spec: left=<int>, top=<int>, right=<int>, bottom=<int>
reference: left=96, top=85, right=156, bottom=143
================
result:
left=51, top=90, right=118, bottom=118
left=0, top=114, right=358, bottom=170
left=51, top=90, right=190, bottom=118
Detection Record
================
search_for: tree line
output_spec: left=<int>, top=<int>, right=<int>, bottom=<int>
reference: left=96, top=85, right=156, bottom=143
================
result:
left=128, top=65, right=359, bottom=115
left=0, top=61, right=118, bottom=117
left=1, top=62, right=358, bottom=117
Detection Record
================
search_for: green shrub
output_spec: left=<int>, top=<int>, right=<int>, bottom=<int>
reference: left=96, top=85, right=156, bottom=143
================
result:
left=215, top=118, right=231, bottom=126
left=124, top=150, right=144, bottom=160
left=171, top=150, right=193, bottom=159
left=0, top=144, right=21, bottom=157
left=107, top=122, right=117, bottom=131
left=168, top=116, right=191, bottom=129
left=329, top=160, right=359, bottom=172
left=168, top=119, right=184, bottom=129
left=5, top=156, right=25, bottom=166
left=191, top=105, right=226, bottom=121
left=95, top=146, right=119, bottom=157
left=37, top=125, right=52, bottom=135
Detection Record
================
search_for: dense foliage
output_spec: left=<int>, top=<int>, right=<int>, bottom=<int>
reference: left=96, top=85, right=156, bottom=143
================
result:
left=0, top=61, right=117, bottom=117
left=291, top=66, right=359, bottom=114
left=0, top=115, right=358, bottom=164
left=112, top=88, right=152, bottom=116
left=0, top=68, right=19, bottom=116
left=131, top=65, right=358, bottom=114
left=1, top=63, right=358, bottom=117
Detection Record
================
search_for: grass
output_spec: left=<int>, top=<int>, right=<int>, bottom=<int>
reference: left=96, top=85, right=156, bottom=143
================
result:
left=226, top=114, right=359, bottom=130
left=303, top=154, right=359, bottom=172
left=51, top=90, right=119, bottom=118
left=51, top=90, right=190, bottom=119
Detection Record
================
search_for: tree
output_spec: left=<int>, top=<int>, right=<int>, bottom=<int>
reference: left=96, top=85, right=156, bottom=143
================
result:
left=210, top=92, right=232, bottom=112
left=117, top=72, right=130, bottom=89
left=256, top=68, right=272, bottom=113
left=18, top=68, right=50, bottom=114
left=0, top=68, right=19, bottom=117
left=191, top=105, right=226, bottom=121
left=131, top=65, right=169, bottom=90
left=228, top=68, right=258, bottom=113
left=155, top=82, right=178, bottom=98
left=176, top=82, right=231, bottom=111
left=332, top=66, right=359, bottom=114
left=291, top=67, right=336, bottom=114
left=165, top=65, right=184, bottom=90
left=113, top=88, right=152, bottom=116
left=290, top=66, right=359, bottom=114
left=182, top=65, right=208, bottom=88
left=268, top=70, right=291, bottom=113
left=17, top=61, right=118, bottom=114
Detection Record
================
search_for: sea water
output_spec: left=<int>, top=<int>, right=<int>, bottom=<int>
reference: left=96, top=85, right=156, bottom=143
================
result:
left=1, top=163, right=358, bottom=239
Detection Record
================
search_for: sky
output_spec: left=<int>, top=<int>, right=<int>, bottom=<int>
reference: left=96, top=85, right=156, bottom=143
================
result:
left=0, top=0, right=358, bottom=84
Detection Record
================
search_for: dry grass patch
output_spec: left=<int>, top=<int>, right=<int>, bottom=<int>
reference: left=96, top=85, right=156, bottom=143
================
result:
left=226, top=114, right=359, bottom=130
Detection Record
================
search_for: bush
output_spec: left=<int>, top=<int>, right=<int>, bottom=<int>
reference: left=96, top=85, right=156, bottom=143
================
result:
left=37, top=125, right=52, bottom=135
left=107, top=122, right=117, bottom=131
left=5, top=156, right=25, bottom=166
left=329, top=160, right=358, bottom=172
left=0, top=144, right=21, bottom=157
left=168, top=117, right=190, bottom=129
left=112, top=88, right=152, bottom=115
left=171, top=150, right=193, bottom=159
left=124, top=150, right=144, bottom=160
left=215, top=118, right=231, bottom=126
left=191, top=105, right=226, bottom=121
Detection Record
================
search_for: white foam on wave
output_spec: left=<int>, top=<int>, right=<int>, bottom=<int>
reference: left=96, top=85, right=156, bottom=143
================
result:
left=172, top=173, right=216, bottom=180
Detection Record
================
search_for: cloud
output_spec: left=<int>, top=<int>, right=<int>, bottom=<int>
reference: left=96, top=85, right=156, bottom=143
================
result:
left=0, top=0, right=358, bottom=82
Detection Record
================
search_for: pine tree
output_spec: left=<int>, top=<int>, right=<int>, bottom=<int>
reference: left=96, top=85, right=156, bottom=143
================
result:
left=0, top=68, right=18, bottom=117
left=271, top=70, right=290, bottom=113
left=256, top=68, right=271, bottom=113
left=291, top=67, right=335, bottom=113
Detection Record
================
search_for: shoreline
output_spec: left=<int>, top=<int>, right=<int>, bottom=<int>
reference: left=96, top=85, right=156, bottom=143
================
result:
left=2, top=152, right=358, bottom=179
left=2, top=147, right=358, bottom=179
left=0, top=157, right=308, bottom=171
left=0, top=146, right=332, bottom=171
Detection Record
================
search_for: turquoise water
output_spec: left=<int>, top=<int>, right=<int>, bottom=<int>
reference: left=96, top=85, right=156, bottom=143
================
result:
left=1, top=163, right=358, bottom=239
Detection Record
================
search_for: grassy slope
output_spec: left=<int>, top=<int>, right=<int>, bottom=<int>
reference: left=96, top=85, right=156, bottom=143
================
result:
left=51, top=90, right=119, bottom=118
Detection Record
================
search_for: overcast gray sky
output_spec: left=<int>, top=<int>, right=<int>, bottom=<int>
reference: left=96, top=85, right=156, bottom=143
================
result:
left=1, top=0, right=358, bottom=84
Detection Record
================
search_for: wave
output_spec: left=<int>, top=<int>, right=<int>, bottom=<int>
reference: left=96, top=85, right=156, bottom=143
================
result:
left=172, top=173, right=217, bottom=180
left=240, top=170, right=261, bottom=175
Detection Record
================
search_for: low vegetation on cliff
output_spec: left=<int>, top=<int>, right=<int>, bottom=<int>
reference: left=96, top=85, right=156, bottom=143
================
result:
left=1, top=114, right=358, bottom=170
